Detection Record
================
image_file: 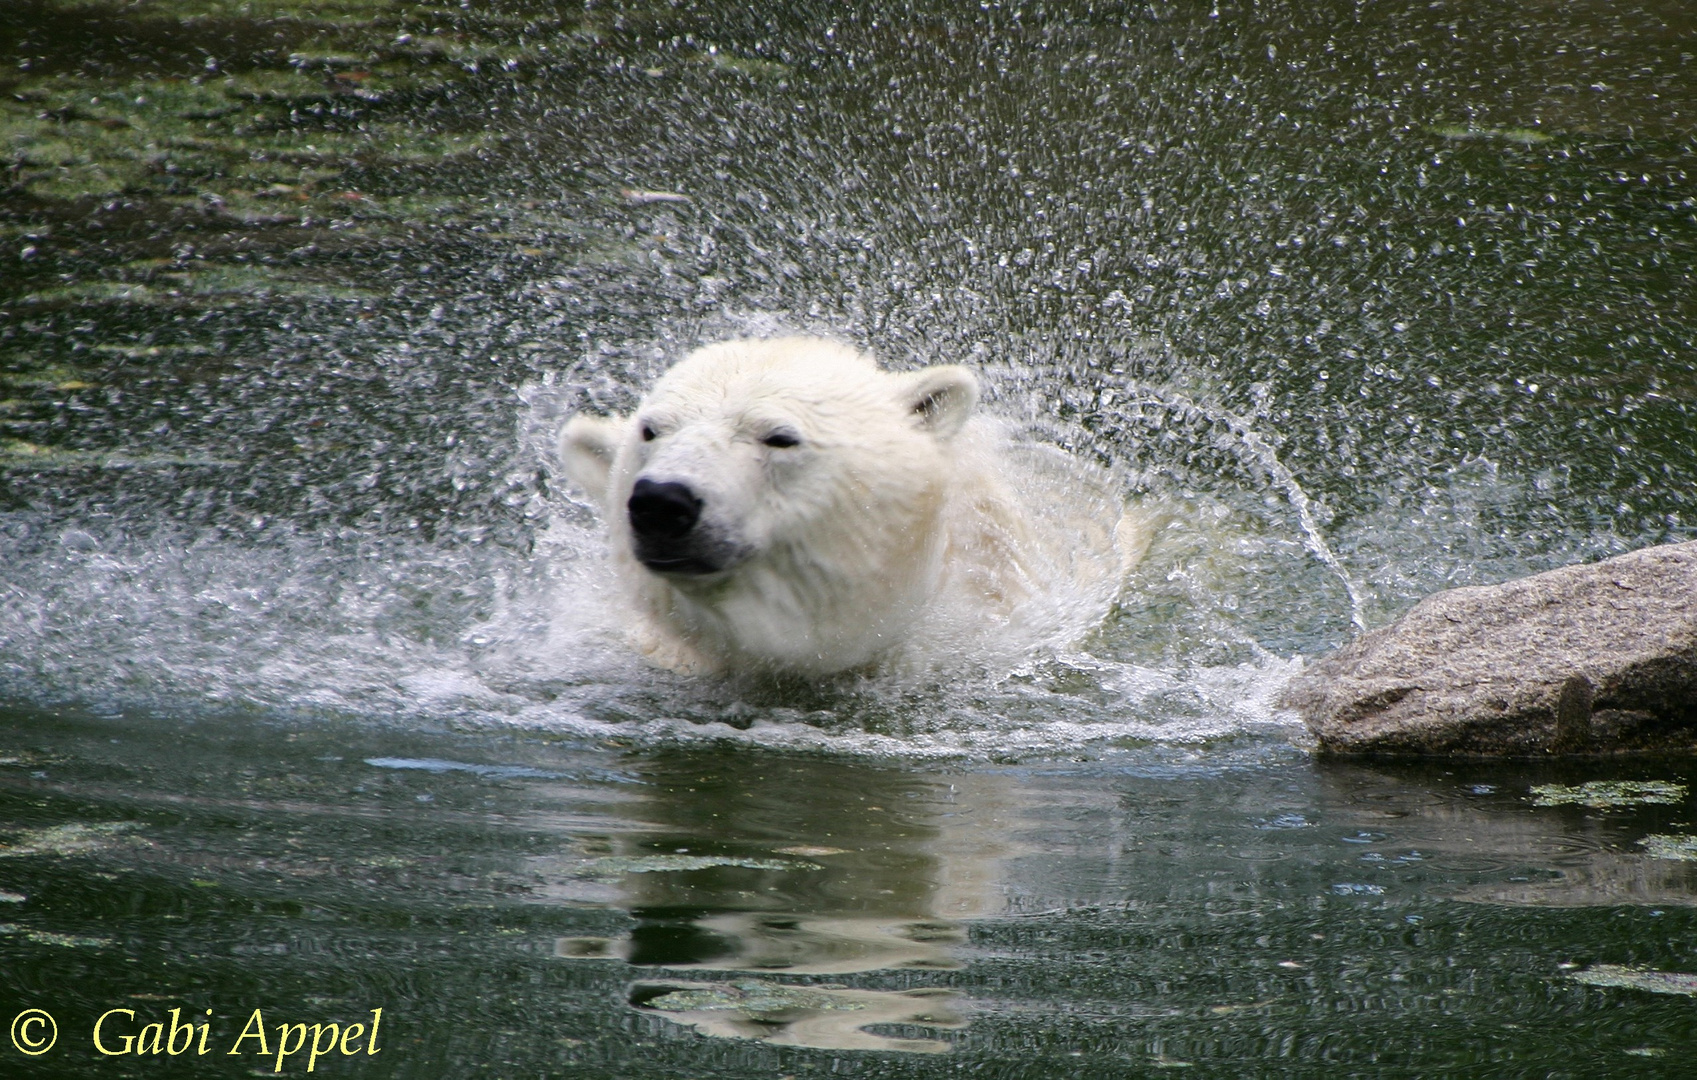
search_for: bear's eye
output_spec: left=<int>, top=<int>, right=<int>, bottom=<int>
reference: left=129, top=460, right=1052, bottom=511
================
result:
left=761, top=430, right=801, bottom=449
left=639, top=424, right=658, bottom=443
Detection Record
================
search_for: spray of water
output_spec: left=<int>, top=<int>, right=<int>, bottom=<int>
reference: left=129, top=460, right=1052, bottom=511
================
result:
left=1107, top=382, right=1369, bottom=634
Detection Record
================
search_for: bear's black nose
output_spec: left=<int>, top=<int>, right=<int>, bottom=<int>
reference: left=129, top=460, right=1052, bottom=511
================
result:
left=628, top=479, right=703, bottom=541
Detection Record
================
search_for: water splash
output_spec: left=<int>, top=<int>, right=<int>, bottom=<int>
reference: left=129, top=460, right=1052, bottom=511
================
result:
left=1106, top=381, right=1369, bottom=634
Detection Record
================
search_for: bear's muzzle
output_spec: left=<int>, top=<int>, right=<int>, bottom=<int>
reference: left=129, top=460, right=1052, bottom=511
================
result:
left=627, top=478, right=728, bottom=575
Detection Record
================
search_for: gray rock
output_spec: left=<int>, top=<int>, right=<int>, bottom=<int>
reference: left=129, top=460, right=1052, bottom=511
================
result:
left=1280, top=540, right=1697, bottom=755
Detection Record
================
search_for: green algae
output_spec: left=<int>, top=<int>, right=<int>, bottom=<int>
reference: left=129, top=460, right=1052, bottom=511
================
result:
left=2, top=70, right=495, bottom=211
left=1528, top=781, right=1687, bottom=809
left=1, top=440, right=241, bottom=470
left=102, top=0, right=434, bottom=21
left=18, top=263, right=375, bottom=306
left=87, top=342, right=213, bottom=359
left=702, top=50, right=793, bottom=83
left=0, top=362, right=95, bottom=389
left=1428, top=124, right=1553, bottom=145
left=645, top=980, right=864, bottom=1015
left=1570, top=964, right=1697, bottom=997
left=0, top=0, right=580, bottom=225
left=0, top=0, right=739, bottom=319
left=586, top=854, right=823, bottom=874
left=0, top=822, right=143, bottom=858
left=0, top=923, right=115, bottom=948
left=1638, top=834, right=1697, bottom=861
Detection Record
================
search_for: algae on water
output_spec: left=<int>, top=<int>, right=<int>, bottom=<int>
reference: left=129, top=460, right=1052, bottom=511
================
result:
left=19, top=264, right=375, bottom=306
left=0, top=822, right=143, bottom=857
left=1570, top=964, right=1697, bottom=997
left=1427, top=124, right=1552, bottom=145
left=1528, top=781, right=1687, bottom=809
left=585, top=854, right=823, bottom=874
left=0, top=923, right=115, bottom=948
left=644, top=980, right=863, bottom=1015
left=0, top=0, right=602, bottom=250
left=1, top=70, right=498, bottom=214
left=1638, top=834, right=1697, bottom=861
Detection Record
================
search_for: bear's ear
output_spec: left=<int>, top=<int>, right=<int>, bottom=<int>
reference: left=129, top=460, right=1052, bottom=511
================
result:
left=898, top=365, right=979, bottom=440
left=556, top=413, right=627, bottom=503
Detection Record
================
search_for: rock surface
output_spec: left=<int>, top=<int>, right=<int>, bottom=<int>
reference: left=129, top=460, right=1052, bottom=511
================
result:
left=1280, top=540, right=1697, bottom=755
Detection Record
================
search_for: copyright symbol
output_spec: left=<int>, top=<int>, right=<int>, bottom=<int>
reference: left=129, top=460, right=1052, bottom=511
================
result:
left=10, top=1009, right=56, bottom=1055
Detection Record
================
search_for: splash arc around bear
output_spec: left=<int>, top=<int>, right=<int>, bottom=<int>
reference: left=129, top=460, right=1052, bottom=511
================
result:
left=557, top=337, right=1145, bottom=676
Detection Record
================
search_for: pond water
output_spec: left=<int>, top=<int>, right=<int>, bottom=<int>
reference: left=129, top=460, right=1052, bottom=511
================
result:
left=2, top=1, right=1695, bottom=1075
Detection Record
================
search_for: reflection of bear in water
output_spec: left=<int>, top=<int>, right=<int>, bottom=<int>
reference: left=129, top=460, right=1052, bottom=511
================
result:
left=549, top=753, right=1008, bottom=1053
left=558, top=336, right=1143, bottom=675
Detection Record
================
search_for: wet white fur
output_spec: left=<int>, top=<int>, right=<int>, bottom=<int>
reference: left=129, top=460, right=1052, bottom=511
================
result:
left=557, top=337, right=1140, bottom=676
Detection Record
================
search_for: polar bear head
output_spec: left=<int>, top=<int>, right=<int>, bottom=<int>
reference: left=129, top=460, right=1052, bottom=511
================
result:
left=556, top=337, right=981, bottom=672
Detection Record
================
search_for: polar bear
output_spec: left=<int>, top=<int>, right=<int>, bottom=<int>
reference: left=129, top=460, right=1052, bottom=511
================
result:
left=556, top=337, right=1140, bottom=676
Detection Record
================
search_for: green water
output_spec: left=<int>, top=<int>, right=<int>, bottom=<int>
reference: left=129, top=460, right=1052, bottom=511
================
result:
left=4, top=709, right=1697, bottom=1076
left=3, top=0, right=1696, bottom=1075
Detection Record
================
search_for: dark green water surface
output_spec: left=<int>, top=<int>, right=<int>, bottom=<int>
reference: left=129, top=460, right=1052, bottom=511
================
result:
left=4, top=709, right=1697, bottom=1076
left=2, top=1, right=1696, bottom=1075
